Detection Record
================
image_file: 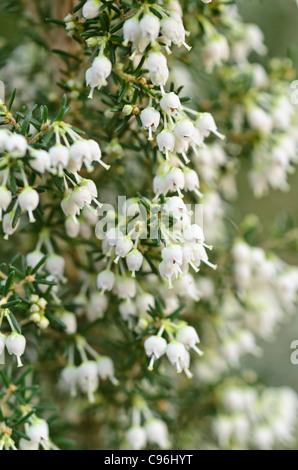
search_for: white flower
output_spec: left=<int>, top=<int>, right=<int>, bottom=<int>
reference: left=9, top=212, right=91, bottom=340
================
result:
left=6, top=134, right=27, bottom=158
left=144, top=335, right=167, bottom=370
left=183, top=169, right=202, bottom=197
left=19, top=438, right=39, bottom=451
left=161, top=17, right=187, bottom=48
left=61, top=193, right=80, bottom=217
left=61, top=365, right=78, bottom=396
left=45, top=254, right=65, bottom=280
left=164, top=196, right=187, bottom=219
left=160, top=92, right=181, bottom=116
left=0, top=333, right=6, bottom=355
left=153, top=174, right=169, bottom=196
left=119, top=300, right=137, bottom=321
left=247, top=108, right=272, bottom=134
left=167, top=0, right=183, bottom=17
left=26, top=250, right=45, bottom=269
left=6, top=332, right=26, bottom=367
left=201, top=34, right=229, bottom=72
left=126, top=249, right=143, bottom=276
left=87, top=292, right=108, bottom=320
left=86, top=67, right=103, bottom=98
left=82, top=0, right=101, bottom=19
left=196, top=113, right=224, bottom=139
left=70, top=140, right=92, bottom=165
left=156, top=130, right=175, bottom=158
left=71, top=185, right=92, bottom=209
left=162, top=244, right=183, bottom=265
left=176, top=326, right=203, bottom=355
left=27, top=420, right=49, bottom=444
left=97, top=356, right=118, bottom=384
left=49, top=144, right=69, bottom=174
left=65, top=216, right=80, bottom=238
left=18, top=187, right=39, bottom=223
left=159, top=260, right=180, bottom=288
left=147, top=52, right=169, bottom=87
left=0, top=130, right=10, bottom=152
left=140, top=107, right=160, bottom=140
left=166, top=341, right=186, bottom=373
left=123, top=17, right=140, bottom=45
left=174, top=119, right=195, bottom=141
left=77, top=361, right=99, bottom=402
left=0, top=186, right=12, bottom=220
left=92, top=55, right=112, bottom=82
left=145, top=419, right=169, bottom=448
left=60, top=311, right=77, bottom=335
left=97, top=269, right=115, bottom=292
left=126, top=426, right=147, bottom=450
left=29, top=150, right=51, bottom=173
left=136, top=293, right=155, bottom=313
left=2, top=211, right=20, bottom=239
left=139, top=14, right=160, bottom=41
left=166, top=168, right=185, bottom=195
left=183, top=224, right=205, bottom=244
left=115, top=236, right=133, bottom=259
left=116, top=276, right=136, bottom=299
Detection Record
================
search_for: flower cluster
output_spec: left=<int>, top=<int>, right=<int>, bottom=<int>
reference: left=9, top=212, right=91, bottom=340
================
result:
left=213, top=385, right=298, bottom=450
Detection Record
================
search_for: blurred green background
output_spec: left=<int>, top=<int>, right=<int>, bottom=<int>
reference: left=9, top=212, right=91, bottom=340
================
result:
left=0, top=0, right=298, bottom=390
